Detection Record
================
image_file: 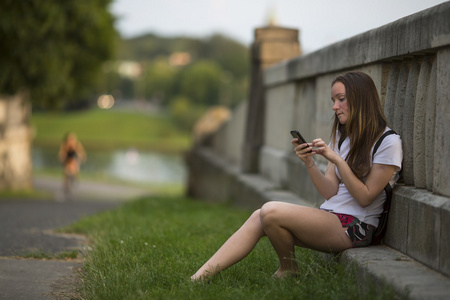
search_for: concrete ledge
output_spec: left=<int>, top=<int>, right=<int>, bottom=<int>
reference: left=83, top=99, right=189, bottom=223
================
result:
left=341, top=246, right=450, bottom=300
left=384, top=186, right=450, bottom=277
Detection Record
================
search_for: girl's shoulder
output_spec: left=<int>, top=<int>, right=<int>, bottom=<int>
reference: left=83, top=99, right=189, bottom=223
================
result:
left=380, top=127, right=402, bottom=146
left=374, top=127, right=403, bottom=157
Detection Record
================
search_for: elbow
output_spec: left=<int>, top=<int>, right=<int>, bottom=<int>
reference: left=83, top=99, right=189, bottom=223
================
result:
left=324, top=189, right=339, bottom=201
left=324, top=193, right=335, bottom=201
left=360, top=202, right=371, bottom=208
left=358, top=197, right=375, bottom=208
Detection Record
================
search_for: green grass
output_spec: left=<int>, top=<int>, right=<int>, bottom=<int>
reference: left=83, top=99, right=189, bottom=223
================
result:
left=31, top=109, right=192, bottom=152
left=64, top=195, right=395, bottom=300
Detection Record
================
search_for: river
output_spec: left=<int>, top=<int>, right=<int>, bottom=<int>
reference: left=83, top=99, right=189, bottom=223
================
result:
left=33, top=147, right=187, bottom=184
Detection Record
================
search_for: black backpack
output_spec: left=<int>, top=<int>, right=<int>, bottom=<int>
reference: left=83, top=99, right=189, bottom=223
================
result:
left=338, top=130, right=399, bottom=245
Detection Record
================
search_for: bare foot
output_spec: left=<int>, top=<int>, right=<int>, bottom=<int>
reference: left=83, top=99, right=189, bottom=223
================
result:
left=190, top=274, right=210, bottom=283
left=272, top=268, right=298, bottom=279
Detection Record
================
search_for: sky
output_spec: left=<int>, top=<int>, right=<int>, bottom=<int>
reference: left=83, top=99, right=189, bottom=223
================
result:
left=111, top=0, right=447, bottom=53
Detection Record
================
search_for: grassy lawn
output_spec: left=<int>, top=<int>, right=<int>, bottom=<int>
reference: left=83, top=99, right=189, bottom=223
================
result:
left=64, top=194, right=395, bottom=300
left=31, top=109, right=191, bottom=153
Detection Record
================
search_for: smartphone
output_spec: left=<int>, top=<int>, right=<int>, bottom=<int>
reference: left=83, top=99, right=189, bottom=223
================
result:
left=290, top=130, right=312, bottom=153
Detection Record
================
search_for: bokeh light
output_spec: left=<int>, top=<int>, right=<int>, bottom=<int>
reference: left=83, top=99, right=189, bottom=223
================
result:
left=97, top=94, right=115, bottom=109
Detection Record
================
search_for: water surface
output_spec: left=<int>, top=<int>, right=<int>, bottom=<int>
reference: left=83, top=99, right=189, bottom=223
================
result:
left=33, top=147, right=186, bottom=184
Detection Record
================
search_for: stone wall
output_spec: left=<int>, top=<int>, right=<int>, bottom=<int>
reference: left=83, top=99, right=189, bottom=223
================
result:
left=0, top=93, right=33, bottom=190
left=186, top=2, right=450, bottom=278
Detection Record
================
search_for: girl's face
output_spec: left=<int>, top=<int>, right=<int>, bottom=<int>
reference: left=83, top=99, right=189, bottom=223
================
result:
left=331, top=82, right=349, bottom=124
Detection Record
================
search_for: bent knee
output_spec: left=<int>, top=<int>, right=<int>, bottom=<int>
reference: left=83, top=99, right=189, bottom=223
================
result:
left=260, top=201, right=283, bottom=225
left=247, top=209, right=262, bottom=224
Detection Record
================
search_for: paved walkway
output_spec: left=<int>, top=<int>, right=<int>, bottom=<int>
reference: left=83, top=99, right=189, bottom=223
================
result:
left=0, top=177, right=151, bottom=300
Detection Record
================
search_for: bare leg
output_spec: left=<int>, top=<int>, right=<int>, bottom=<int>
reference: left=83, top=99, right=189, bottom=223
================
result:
left=191, top=209, right=265, bottom=281
left=192, top=202, right=352, bottom=281
left=63, top=170, right=71, bottom=194
left=63, top=160, right=79, bottom=195
left=260, top=201, right=352, bottom=278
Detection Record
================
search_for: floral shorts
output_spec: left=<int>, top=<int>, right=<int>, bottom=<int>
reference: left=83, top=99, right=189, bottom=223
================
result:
left=332, top=213, right=375, bottom=247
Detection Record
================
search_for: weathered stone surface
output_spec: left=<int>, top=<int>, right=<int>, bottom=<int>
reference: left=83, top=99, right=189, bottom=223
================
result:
left=433, top=48, right=450, bottom=196
left=413, top=56, right=433, bottom=188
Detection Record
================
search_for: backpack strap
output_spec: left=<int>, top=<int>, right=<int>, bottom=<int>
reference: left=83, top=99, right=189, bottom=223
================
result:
left=337, top=129, right=396, bottom=155
left=372, top=130, right=396, bottom=161
left=372, top=129, right=397, bottom=212
left=370, top=129, right=398, bottom=245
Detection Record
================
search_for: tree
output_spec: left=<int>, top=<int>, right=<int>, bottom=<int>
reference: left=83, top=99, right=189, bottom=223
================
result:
left=140, top=59, right=176, bottom=103
left=0, top=0, right=117, bottom=109
left=177, top=60, right=222, bottom=106
left=203, top=34, right=249, bottom=81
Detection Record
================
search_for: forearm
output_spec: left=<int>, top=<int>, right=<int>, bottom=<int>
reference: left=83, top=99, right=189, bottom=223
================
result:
left=307, top=161, right=339, bottom=200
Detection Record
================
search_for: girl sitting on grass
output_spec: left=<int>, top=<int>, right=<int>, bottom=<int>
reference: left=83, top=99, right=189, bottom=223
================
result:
left=191, top=71, right=403, bottom=281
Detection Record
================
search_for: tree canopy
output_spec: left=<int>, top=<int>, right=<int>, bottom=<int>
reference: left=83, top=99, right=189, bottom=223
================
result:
left=0, top=0, right=117, bottom=109
left=119, top=33, right=249, bottom=81
left=109, top=33, right=250, bottom=130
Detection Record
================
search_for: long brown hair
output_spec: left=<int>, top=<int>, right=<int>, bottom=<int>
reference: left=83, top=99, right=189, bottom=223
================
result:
left=330, top=72, right=388, bottom=180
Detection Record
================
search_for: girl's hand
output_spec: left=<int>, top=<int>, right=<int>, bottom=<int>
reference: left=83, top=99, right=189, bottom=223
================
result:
left=291, top=138, right=315, bottom=165
left=310, top=138, right=340, bottom=164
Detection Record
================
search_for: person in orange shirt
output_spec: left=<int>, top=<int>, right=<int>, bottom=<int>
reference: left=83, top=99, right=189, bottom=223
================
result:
left=58, top=132, right=86, bottom=194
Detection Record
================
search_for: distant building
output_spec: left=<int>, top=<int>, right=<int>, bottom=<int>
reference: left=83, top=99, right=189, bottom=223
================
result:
left=169, top=52, right=191, bottom=67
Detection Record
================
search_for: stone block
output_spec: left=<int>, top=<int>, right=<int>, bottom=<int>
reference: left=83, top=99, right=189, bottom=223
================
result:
left=211, top=101, right=247, bottom=165
left=393, top=60, right=409, bottom=135
left=402, top=59, right=420, bottom=185
left=260, top=42, right=301, bottom=63
left=425, top=57, right=437, bottom=191
left=186, top=148, right=235, bottom=203
left=384, top=61, right=401, bottom=125
left=342, top=245, right=450, bottom=300
left=259, top=145, right=288, bottom=188
left=224, top=102, right=247, bottom=165
left=254, top=27, right=299, bottom=41
left=406, top=188, right=446, bottom=271
left=440, top=201, right=450, bottom=277
left=433, top=48, right=450, bottom=196
left=264, top=83, right=296, bottom=150
left=286, top=154, right=323, bottom=207
left=314, top=75, right=336, bottom=143
left=292, top=80, right=315, bottom=141
left=413, top=55, right=433, bottom=189
left=385, top=186, right=409, bottom=253
left=232, top=172, right=276, bottom=210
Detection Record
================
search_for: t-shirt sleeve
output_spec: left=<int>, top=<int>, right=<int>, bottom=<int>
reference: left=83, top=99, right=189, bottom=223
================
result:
left=372, top=134, right=403, bottom=171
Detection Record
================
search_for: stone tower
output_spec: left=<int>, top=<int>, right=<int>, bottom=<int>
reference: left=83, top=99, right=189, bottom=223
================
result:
left=242, top=24, right=301, bottom=172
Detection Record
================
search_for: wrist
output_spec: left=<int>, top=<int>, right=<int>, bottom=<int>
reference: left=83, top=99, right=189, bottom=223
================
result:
left=333, top=156, right=345, bottom=167
left=304, top=160, right=315, bottom=169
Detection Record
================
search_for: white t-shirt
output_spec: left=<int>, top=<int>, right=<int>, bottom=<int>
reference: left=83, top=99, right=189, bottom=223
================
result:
left=320, top=128, right=403, bottom=227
